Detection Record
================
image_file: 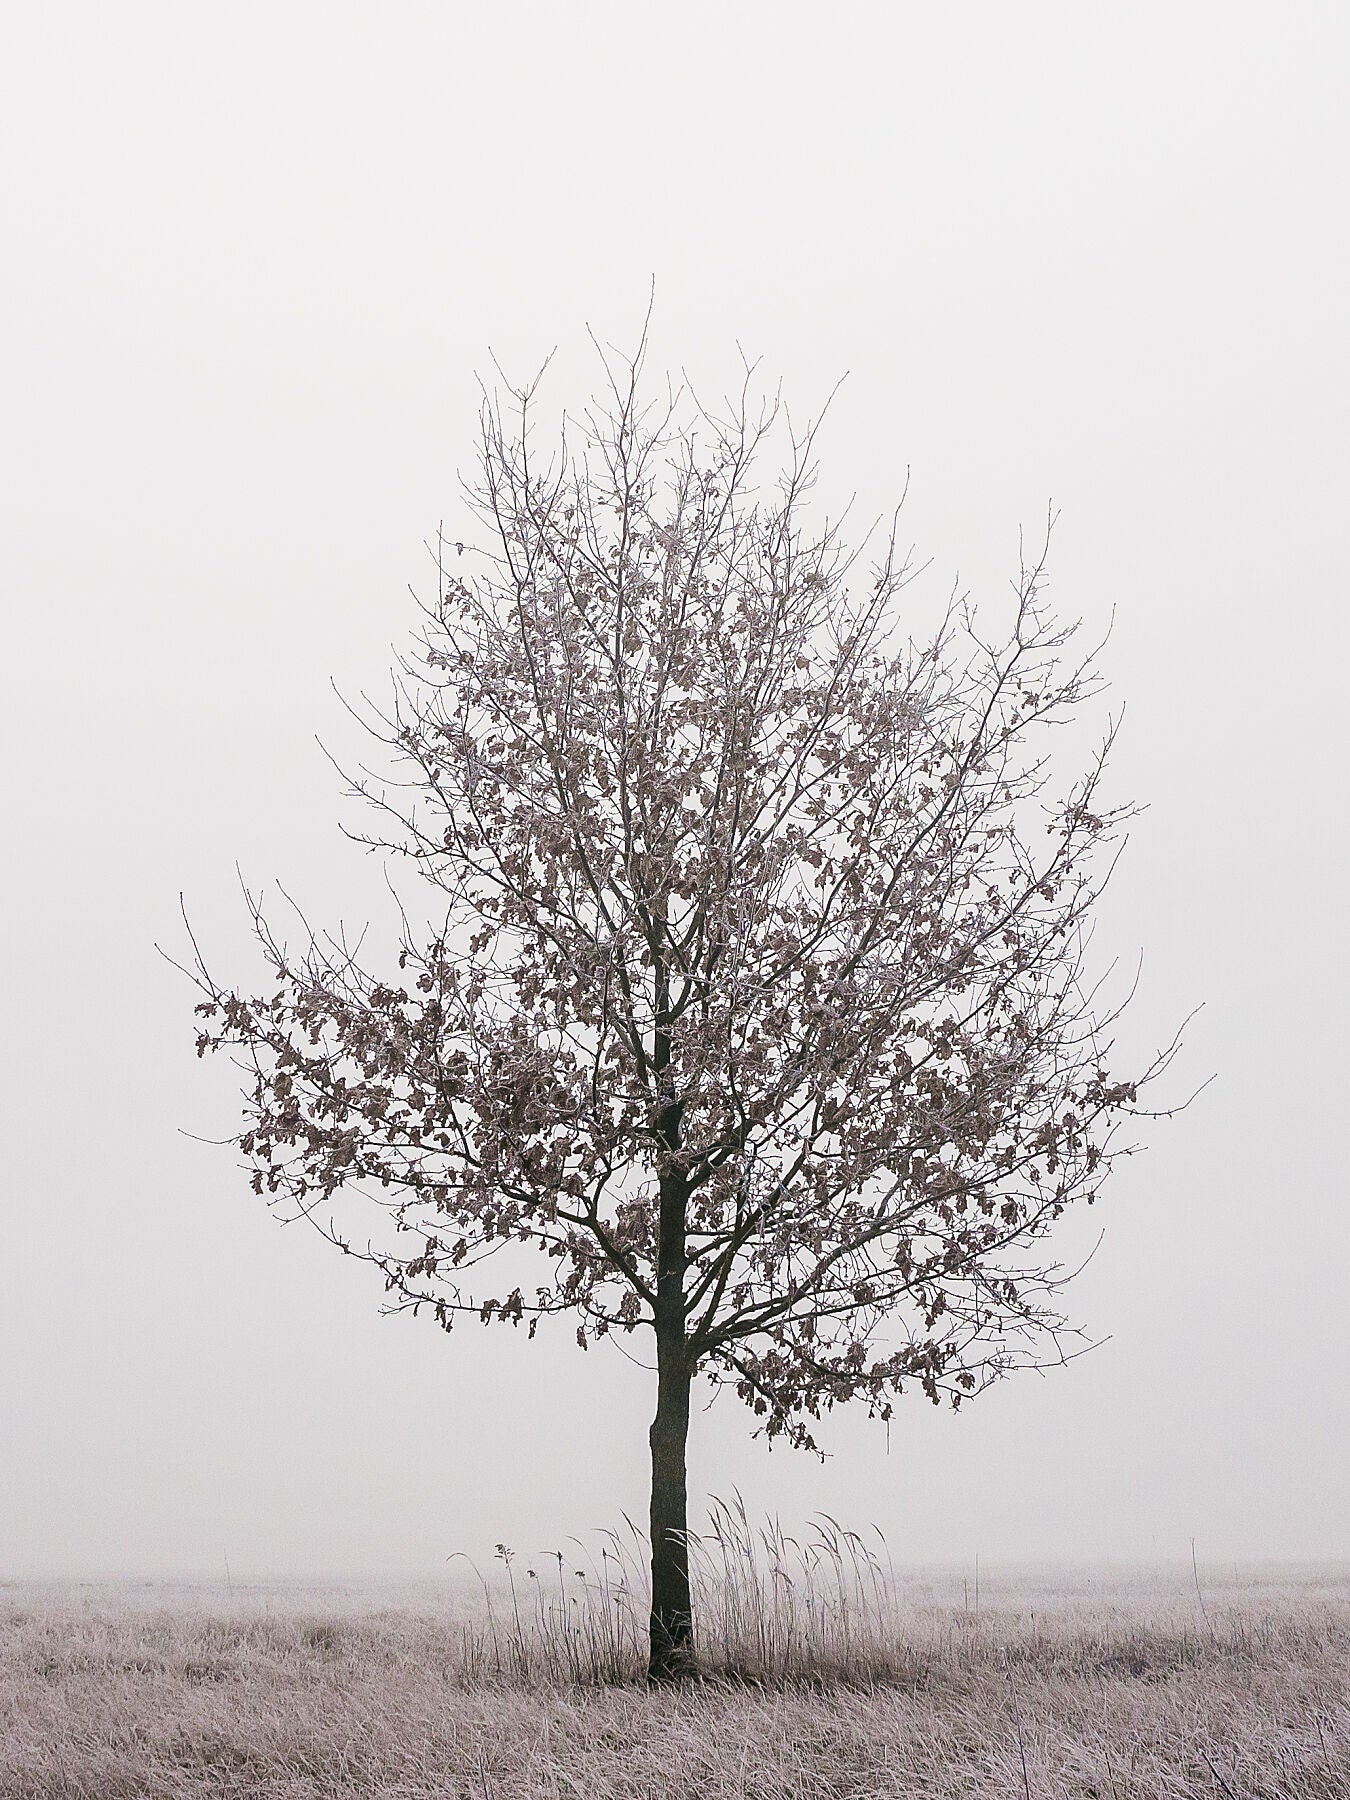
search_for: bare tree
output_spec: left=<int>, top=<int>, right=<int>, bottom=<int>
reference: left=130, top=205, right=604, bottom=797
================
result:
left=188, top=342, right=1174, bottom=1681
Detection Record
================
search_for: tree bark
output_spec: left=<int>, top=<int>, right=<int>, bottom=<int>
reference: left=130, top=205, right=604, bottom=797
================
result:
left=647, top=901, right=694, bottom=1682
left=648, top=1325, right=693, bottom=1681
left=647, top=1120, right=693, bottom=1680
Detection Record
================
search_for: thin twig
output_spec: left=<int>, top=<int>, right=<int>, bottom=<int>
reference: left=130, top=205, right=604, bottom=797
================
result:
left=1199, top=1748, right=1237, bottom=1798
left=1004, top=1651, right=1034, bottom=1800
left=1191, top=1538, right=1217, bottom=1642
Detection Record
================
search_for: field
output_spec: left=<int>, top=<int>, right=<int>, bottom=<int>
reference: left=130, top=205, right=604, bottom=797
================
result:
left=3, top=1556, right=1347, bottom=1799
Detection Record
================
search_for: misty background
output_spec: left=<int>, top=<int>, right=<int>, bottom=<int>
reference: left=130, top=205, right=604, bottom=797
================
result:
left=3, top=3, right=1346, bottom=1581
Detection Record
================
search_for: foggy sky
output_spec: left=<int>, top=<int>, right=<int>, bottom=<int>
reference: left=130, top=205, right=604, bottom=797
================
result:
left=3, top=2, right=1347, bottom=1580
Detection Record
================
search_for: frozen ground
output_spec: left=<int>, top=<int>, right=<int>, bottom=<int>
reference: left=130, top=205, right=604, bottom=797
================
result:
left=2, top=1562, right=1346, bottom=1797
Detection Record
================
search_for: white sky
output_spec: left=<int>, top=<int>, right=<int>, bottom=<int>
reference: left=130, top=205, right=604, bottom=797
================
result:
left=3, top=1, right=1347, bottom=1581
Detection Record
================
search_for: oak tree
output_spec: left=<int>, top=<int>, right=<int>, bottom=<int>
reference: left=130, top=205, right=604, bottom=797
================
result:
left=189, top=346, right=1171, bottom=1680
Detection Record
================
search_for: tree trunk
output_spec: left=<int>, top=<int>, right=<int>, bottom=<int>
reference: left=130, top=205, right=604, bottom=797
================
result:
left=648, top=1329, right=693, bottom=1681
left=647, top=907, right=693, bottom=1683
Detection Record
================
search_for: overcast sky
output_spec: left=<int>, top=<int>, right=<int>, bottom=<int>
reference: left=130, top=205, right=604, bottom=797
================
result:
left=3, top=2, right=1347, bottom=1583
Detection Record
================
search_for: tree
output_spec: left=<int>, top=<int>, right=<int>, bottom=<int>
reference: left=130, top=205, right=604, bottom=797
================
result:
left=188, top=342, right=1173, bottom=1681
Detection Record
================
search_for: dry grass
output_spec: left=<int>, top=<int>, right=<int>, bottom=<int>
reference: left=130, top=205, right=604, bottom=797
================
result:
left=3, top=1551, right=1347, bottom=1798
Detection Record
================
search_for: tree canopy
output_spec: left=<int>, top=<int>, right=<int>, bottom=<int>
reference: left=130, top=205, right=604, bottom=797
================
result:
left=190, top=345, right=1173, bottom=1676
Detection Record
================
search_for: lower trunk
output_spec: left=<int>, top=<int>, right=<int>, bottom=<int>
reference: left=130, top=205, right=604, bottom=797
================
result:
left=647, top=1339, right=693, bottom=1681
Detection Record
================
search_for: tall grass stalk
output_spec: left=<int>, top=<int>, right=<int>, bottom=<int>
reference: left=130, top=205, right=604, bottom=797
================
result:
left=456, top=1494, right=983, bottom=1685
